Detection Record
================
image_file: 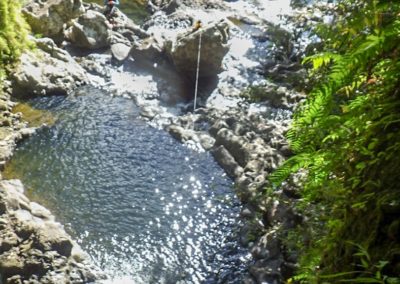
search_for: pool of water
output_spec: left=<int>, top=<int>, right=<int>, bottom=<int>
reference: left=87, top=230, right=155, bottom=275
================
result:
left=6, top=87, right=248, bottom=283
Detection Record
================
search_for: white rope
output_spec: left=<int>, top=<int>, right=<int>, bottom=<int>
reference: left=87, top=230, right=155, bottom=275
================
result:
left=193, top=31, right=202, bottom=112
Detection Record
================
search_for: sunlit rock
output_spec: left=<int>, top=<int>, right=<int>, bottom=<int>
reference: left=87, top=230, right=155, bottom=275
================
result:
left=23, top=0, right=85, bottom=42
left=65, top=10, right=111, bottom=49
left=10, top=38, right=87, bottom=97
left=165, top=19, right=231, bottom=79
left=0, top=180, right=103, bottom=283
left=130, top=36, right=164, bottom=62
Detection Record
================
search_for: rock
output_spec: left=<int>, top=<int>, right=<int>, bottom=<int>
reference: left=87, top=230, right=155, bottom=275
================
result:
left=30, top=202, right=53, bottom=220
left=252, top=232, right=281, bottom=261
left=0, top=232, right=19, bottom=254
left=215, top=128, right=248, bottom=167
left=23, top=0, right=84, bottom=41
left=111, top=43, right=131, bottom=62
left=35, top=223, right=73, bottom=257
left=165, top=19, right=230, bottom=79
left=10, top=38, right=87, bottom=97
left=140, top=106, right=160, bottom=120
left=130, top=36, right=164, bottom=62
left=209, top=119, right=229, bottom=137
left=0, top=179, right=103, bottom=282
left=167, top=125, right=196, bottom=142
left=0, top=250, right=24, bottom=279
left=65, top=10, right=111, bottom=49
left=211, top=145, right=243, bottom=178
left=19, top=128, right=36, bottom=138
left=34, top=38, right=73, bottom=62
left=240, top=206, right=255, bottom=219
left=5, top=274, right=23, bottom=284
left=198, top=133, right=215, bottom=150
left=249, top=262, right=281, bottom=284
left=245, top=159, right=265, bottom=174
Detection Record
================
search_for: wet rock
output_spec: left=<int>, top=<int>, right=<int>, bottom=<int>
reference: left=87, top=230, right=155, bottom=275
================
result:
left=165, top=19, right=230, bottom=79
left=215, top=128, right=248, bottom=167
left=10, top=38, right=87, bottom=98
left=198, top=133, right=215, bottom=150
left=167, top=125, right=196, bottom=142
left=23, top=0, right=84, bottom=41
left=252, top=231, right=281, bottom=261
left=65, top=10, right=111, bottom=49
left=249, top=262, right=281, bottom=284
left=35, top=223, right=73, bottom=257
left=240, top=206, right=255, bottom=219
left=211, top=145, right=243, bottom=178
left=140, top=106, right=160, bottom=120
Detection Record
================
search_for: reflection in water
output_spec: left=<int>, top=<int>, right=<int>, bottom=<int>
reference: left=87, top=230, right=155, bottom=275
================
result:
left=6, top=88, right=249, bottom=283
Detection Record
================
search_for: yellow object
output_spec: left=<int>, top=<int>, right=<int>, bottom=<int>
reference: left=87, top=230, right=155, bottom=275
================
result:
left=192, top=20, right=202, bottom=31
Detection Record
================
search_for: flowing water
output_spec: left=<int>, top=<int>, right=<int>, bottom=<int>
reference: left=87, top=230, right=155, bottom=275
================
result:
left=6, top=89, right=249, bottom=283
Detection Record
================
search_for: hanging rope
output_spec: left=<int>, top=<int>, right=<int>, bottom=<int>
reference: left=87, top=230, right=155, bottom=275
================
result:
left=193, top=31, right=202, bottom=112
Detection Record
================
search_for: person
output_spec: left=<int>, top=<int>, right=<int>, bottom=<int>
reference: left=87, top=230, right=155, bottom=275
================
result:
left=192, top=20, right=202, bottom=32
left=104, top=0, right=119, bottom=19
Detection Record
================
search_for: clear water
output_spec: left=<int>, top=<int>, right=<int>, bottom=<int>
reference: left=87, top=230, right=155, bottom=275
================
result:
left=7, top=88, right=247, bottom=283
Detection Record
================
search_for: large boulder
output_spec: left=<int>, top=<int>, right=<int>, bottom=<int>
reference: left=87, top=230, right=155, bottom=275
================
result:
left=10, top=38, right=87, bottom=97
left=165, top=19, right=230, bottom=79
left=130, top=36, right=163, bottom=62
left=65, top=10, right=111, bottom=49
left=23, top=0, right=84, bottom=41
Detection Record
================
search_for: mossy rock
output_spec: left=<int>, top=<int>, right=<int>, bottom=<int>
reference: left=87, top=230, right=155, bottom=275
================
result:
left=12, top=103, right=56, bottom=127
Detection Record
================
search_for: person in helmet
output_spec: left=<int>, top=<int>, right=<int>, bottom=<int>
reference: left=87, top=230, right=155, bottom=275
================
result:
left=104, top=0, right=119, bottom=19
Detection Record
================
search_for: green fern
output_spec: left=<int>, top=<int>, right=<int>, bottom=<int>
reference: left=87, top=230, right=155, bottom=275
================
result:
left=269, top=0, right=400, bottom=282
left=0, top=0, right=31, bottom=69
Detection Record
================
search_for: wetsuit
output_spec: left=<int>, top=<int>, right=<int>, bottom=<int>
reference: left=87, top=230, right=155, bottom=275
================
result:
left=104, top=0, right=119, bottom=18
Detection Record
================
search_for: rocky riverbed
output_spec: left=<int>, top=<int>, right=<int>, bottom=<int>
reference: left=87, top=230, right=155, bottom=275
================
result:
left=0, top=0, right=335, bottom=282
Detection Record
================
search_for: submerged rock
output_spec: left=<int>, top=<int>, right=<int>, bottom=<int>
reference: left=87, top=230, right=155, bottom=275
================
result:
left=23, top=0, right=84, bottom=42
left=10, top=38, right=87, bottom=97
left=165, top=19, right=230, bottom=79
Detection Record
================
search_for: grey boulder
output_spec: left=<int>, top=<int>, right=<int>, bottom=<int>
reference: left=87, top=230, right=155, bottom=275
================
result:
left=23, top=0, right=84, bottom=41
left=10, top=38, right=87, bottom=97
left=65, top=10, right=111, bottom=49
left=165, top=19, right=230, bottom=79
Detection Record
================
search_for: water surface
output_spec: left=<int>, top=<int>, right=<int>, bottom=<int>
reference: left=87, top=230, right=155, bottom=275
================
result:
left=6, top=88, right=248, bottom=283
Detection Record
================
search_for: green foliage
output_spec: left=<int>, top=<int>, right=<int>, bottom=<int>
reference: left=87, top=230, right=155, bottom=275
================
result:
left=0, top=0, right=31, bottom=74
left=270, top=0, right=400, bottom=282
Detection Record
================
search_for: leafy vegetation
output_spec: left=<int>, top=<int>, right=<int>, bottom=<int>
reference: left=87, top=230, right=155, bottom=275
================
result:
left=0, top=0, right=30, bottom=80
left=269, top=0, right=400, bottom=282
